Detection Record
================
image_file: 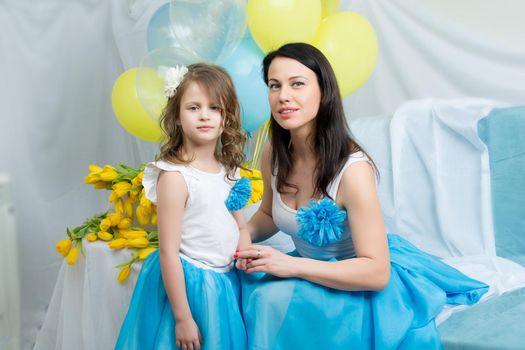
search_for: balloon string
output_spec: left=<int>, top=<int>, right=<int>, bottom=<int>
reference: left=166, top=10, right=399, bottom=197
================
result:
left=251, top=118, right=270, bottom=169
left=244, top=131, right=253, bottom=166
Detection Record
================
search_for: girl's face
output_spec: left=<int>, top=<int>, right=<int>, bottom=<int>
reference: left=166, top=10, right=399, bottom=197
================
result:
left=267, top=57, right=321, bottom=132
left=178, top=81, right=224, bottom=146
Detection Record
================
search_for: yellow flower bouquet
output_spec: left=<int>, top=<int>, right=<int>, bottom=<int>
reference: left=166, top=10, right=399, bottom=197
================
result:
left=57, top=162, right=264, bottom=283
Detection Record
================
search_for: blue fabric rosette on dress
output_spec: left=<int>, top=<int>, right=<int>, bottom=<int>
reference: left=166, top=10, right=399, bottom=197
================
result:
left=240, top=153, right=489, bottom=350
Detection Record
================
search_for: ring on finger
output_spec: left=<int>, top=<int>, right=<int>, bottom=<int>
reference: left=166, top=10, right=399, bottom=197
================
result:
left=256, top=249, right=261, bottom=258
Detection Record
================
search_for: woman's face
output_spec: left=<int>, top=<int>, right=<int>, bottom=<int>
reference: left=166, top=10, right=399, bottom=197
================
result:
left=267, top=57, right=321, bottom=132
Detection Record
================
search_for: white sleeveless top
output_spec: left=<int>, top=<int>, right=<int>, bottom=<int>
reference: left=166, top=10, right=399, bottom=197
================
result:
left=142, top=160, right=240, bottom=271
left=272, top=151, right=371, bottom=261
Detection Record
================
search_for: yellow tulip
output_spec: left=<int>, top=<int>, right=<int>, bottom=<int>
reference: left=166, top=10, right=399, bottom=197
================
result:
left=151, top=210, right=157, bottom=226
left=118, top=217, right=132, bottom=229
left=239, top=168, right=250, bottom=178
left=248, top=179, right=264, bottom=205
left=107, top=212, right=121, bottom=226
left=129, top=190, right=139, bottom=201
left=94, top=181, right=110, bottom=189
left=55, top=239, right=72, bottom=257
left=86, top=233, right=98, bottom=242
left=117, top=266, right=131, bottom=284
left=131, top=171, right=144, bottom=187
left=251, top=179, right=263, bottom=192
left=124, top=196, right=134, bottom=218
left=120, top=229, right=147, bottom=240
left=84, top=174, right=101, bottom=184
left=112, top=181, right=132, bottom=198
left=66, top=246, right=79, bottom=265
left=136, top=205, right=150, bottom=225
left=240, top=168, right=262, bottom=179
left=100, top=165, right=118, bottom=181
left=88, top=164, right=103, bottom=173
left=99, top=218, right=112, bottom=231
left=97, top=231, right=113, bottom=241
left=139, top=190, right=152, bottom=210
left=127, top=237, right=149, bottom=248
left=108, top=190, right=118, bottom=203
left=108, top=238, right=127, bottom=250
left=251, top=169, right=262, bottom=179
left=138, top=247, right=157, bottom=260
left=115, top=198, right=124, bottom=216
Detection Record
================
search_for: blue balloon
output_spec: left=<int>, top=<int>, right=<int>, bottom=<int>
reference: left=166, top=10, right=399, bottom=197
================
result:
left=147, top=3, right=181, bottom=52
left=221, top=31, right=270, bottom=132
left=169, top=0, right=246, bottom=63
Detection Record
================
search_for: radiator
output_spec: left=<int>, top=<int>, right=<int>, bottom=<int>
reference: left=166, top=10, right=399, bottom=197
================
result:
left=0, top=174, right=20, bottom=350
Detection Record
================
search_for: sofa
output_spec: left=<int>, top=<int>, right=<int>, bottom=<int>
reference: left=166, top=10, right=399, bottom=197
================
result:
left=347, top=99, right=525, bottom=349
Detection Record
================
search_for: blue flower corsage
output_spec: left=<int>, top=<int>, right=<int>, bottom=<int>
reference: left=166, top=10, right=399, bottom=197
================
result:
left=296, top=198, right=347, bottom=246
left=225, top=177, right=252, bottom=211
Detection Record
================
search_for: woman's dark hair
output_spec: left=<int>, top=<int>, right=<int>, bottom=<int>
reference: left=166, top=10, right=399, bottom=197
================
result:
left=263, top=42, right=374, bottom=198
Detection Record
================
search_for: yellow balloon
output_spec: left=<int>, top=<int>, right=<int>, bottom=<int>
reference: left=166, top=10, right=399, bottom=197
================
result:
left=111, top=68, right=164, bottom=142
left=321, top=0, right=339, bottom=18
left=247, top=0, right=322, bottom=53
left=312, top=12, right=378, bottom=96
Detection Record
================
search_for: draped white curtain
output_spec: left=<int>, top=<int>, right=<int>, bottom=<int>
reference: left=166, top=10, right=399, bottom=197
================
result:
left=0, top=0, right=160, bottom=348
left=0, top=0, right=524, bottom=348
left=343, top=0, right=525, bottom=118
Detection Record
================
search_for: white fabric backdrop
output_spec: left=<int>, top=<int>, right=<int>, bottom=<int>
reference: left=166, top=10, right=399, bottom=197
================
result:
left=1, top=0, right=524, bottom=348
left=343, top=0, right=525, bottom=117
left=0, top=0, right=161, bottom=348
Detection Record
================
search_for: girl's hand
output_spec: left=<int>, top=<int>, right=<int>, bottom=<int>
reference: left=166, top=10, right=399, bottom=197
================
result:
left=235, top=256, right=254, bottom=271
left=236, top=245, right=297, bottom=278
left=175, top=317, right=202, bottom=350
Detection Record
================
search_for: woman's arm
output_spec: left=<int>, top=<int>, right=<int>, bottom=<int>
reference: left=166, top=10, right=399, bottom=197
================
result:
left=246, top=144, right=279, bottom=242
left=239, top=161, right=390, bottom=291
left=157, top=171, right=202, bottom=349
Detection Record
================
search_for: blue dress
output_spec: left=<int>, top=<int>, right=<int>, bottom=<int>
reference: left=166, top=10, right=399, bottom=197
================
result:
left=115, top=161, right=247, bottom=350
left=241, top=153, right=489, bottom=349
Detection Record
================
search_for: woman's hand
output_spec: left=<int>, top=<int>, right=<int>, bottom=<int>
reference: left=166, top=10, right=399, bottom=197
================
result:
left=236, top=245, right=297, bottom=278
left=175, top=317, right=202, bottom=350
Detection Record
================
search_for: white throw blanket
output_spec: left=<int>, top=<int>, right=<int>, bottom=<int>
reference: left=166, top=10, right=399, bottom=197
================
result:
left=350, top=98, right=525, bottom=323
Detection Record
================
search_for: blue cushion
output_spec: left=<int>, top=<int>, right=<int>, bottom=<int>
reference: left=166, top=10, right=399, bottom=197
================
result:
left=439, top=107, right=525, bottom=349
left=439, top=287, right=525, bottom=350
left=478, top=107, right=525, bottom=263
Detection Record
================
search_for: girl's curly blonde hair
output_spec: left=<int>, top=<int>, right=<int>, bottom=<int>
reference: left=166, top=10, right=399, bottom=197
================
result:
left=158, top=63, right=246, bottom=179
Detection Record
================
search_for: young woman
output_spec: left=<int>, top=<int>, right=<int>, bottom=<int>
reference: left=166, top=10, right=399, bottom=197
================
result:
left=235, top=43, right=488, bottom=349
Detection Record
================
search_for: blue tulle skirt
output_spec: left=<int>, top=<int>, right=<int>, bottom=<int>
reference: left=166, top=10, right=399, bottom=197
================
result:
left=241, top=234, right=489, bottom=350
left=115, top=251, right=247, bottom=350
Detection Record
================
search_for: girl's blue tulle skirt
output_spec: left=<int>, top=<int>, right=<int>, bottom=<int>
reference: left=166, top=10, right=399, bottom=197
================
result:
left=115, top=251, right=246, bottom=350
left=241, top=234, right=489, bottom=350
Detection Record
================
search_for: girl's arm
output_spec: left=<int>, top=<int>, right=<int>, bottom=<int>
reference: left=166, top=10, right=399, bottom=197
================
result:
left=232, top=210, right=251, bottom=250
left=246, top=144, right=279, bottom=242
left=232, top=210, right=251, bottom=271
left=239, top=161, right=391, bottom=291
left=157, top=171, right=202, bottom=349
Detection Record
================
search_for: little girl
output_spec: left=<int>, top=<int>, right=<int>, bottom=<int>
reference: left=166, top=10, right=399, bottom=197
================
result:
left=116, top=63, right=250, bottom=350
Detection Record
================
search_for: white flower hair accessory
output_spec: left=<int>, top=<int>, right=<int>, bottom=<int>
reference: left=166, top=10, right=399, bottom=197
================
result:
left=163, top=65, right=189, bottom=98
